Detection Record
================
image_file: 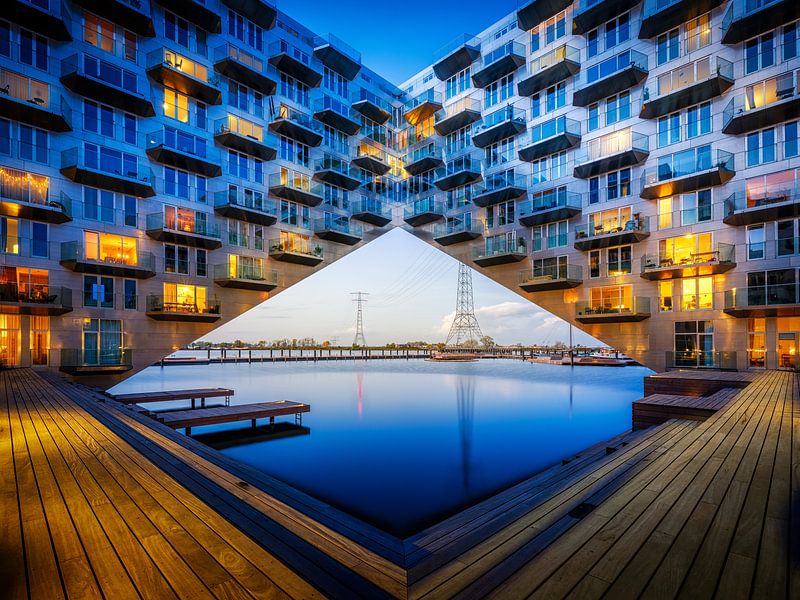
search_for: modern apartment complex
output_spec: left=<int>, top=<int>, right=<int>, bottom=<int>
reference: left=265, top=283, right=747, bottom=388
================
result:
left=0, top=0, right=798, bottom=382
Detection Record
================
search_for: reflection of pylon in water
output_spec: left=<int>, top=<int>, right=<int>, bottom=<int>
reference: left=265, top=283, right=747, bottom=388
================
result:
left=446, top=263, right=483, bottom=346
left=356, top=371, right=364, bottom=418
left=456, top=375, right=475, bottom=491
left=351, top=292, right=368, bottom=346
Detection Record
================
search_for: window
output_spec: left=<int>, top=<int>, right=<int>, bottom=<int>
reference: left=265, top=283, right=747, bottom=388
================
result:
left=445, top=68, right=470, bottom=99
left=529, top=11, right=567, bottom=47
left=196, top=249, right=207, bottom=277
left=30, top=315, right=49, bottom=366
left=686, top=102, right=711, bottom=138
left=164, top=166, right=189, bottom=199
left=278, top=73, right=309, bottom=107
left=604, top=13, right=630, bottom=52
left=84, top=231, right=137, bottom=265
left=605, top=92, right=630, bottom=125
left=0, top=217, right=19, bottom=255
left=747, top=224, right=766, bottom=260
left=486, top=200, right=515, bottom=228
left=777, top=219, right=800, bottom=256
left=681, top=277, right=713, bottom=310
left=19, top=29, right=47, bottom=70
left=164, top=244, right=189, bottom=274
left=540, top=81, right=566, bottom=114
left=82, top=319, right=123, bottom=366
left=745, top=31, right=775, bottom=74
left=674, top=321, right=714, bottom=366
left=588, top=103, right=599, bottom=132
left=84, top=13, right=114, bottom=53
left=485, top=138, right=515, bottom=167
left=228, top=9, right=263, bottom=51
left=606, top=168, right=631, bottom=201
left=31, top=222, right=47, bottom=258
left=686, top=14, right=711, bottom=53
left=323, top=67, right=348, bottom=98
left=784, top=21, right=799, bottom=61
left=123, top=279, right=136, bottom=310
left=784, top=121, right=798, bottom=158
left=279, top=200, right=310, bottom=228
left=660, top=281, right=673, bottom=312
left=279, top=136, right=309, bottom=167
left=83, top=275, right=114, bottom=308
left=83, top=187, right=114, bottom=223
left=607, top=245, right=631, bottom=275
left=164, top=12, right=189, bottom=48
left=164, top=89, right=189, bottom=122
left=484, top=74, right=514, bottom=108
left=589, top=250, right=601, bottom=278
left=228, top=150, right=249, bottom=179
left=746, top=128, right=776, bottom=166
left=588, top=285, right=633, bottom=312
left=18, top=125, right=47, bottom=164
left=657, top=28, right=680, bottom=65
left=748, top=318, right=766, bottom=368
left=546, top=220, right=568, bottom=248
left=659, top=232, right=713, bottom=266
left=680, top=189, right=712, bottom=226
left=658, top=112, right=681, bottom=147
left=586, top=29, right=599, bottom=59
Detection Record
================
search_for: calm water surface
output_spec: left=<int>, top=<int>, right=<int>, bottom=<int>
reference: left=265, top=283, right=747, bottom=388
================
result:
left=111, top=359, right=652, bottom=536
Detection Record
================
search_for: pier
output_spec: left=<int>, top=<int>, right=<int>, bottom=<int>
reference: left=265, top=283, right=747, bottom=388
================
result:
left=110, top=387, right=234, bottom=408
left=155, top=400, right=310, bottom=435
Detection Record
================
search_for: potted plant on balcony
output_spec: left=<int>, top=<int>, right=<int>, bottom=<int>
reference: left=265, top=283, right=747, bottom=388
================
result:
left=313, top=245, right=323, bottom=257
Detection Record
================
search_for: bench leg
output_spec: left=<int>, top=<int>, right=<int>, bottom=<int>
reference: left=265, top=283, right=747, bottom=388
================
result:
left=269, top=416, right=275, bottom=427
left=185, top=427, right=191, bottom=436
left=251, top=419, right=257, bottom=428
left=191, top=398, right=196, bottom=409
left=201, top=398, right=205, bottom=408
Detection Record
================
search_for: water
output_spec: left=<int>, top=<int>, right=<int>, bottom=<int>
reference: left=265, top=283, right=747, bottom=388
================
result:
left=111, top=359, right=652, bottom=537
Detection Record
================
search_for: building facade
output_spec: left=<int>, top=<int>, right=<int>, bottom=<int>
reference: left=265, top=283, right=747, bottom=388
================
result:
left=0, top=0, right=798, bottom=384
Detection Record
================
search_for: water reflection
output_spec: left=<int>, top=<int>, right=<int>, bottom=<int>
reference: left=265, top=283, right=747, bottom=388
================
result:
left=456, top=375, right=475, bottom=493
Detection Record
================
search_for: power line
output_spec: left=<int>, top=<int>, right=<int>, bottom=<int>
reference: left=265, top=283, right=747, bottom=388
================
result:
left=351, top=292, right=369, bottom=346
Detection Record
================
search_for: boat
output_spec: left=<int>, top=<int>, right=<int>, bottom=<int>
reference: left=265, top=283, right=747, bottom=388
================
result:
left=427, top=352, right=480, bottom=362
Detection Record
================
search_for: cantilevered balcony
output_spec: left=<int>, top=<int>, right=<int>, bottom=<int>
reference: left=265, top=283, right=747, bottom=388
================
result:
left=60, top=242, right=156, bottom=279
left=471, top=104, right=527, bottom=148
left=214, top=116, right=277, bottom=160
left=70, top=0, right=154, bottom=36
left=722, top=72, right=800, bottom=135
left=432, top=34, right=481, bottom=80
left=145, top=212, right=222, bottom=249
left=268, top=105, right=323, bottom=146
left=313, top=96, right=360, bottom=136
left=721, top=0, right=800, bottom=45
left=220, top=0, right=276, bottom=30
left=518, top=190, right=582, bottom=226
left=573, top=129, right=649, bottom=178
left=433, top=219, right=483, bottom=246
left=0, top=69, right=71, bottom=132
left=723, top=188, right=800, bottom=226
left=146, top=49, right=221, bottom=104
left=518, top=45, right=581, bottom=97
left=0, top=283, right=72, bottom=316
left=352, top=143, right=390, bottom=176
left=268, top=237, right=324, bottom=266
left=641, top=243, right=736, bottom=280
left=472, top=171, right=527, bottom=207
left=351, top=195, right=393, bottom=227
left=8, top=0, right=71, bottom=41
left=268, top=170, right=324, bottom=207
left=574, top=216, right=651, bottom=251
left=434, top=155, right=483, bottom=191
left=268, top=40, right=322, bottom=88
left=155, top=0, right=221, bottom=32
left=146, top=295, right=221, bottom=323
left=313, top=34, right=361, bottom=81
left=472, top=42, right=526, bottom=88
left=146, top=129, right=221, bottom=177
left=351, top=88, right=392, bottom=124
left=473, top=237, right=527, bottom=267
left=576, top=297, right=651, bottom=323
left=403, top=197, right=445, bottom=227
left=641, top=147, right=735, bottom=200
left=314, top=155, right=362, bottom=190
left=518, top=116, right=581, bottom=162
left=573, top=50, right=648, bottom=107
left=314, top=216, right=364, bottom=245
left=519, top=264, right=582, bottom=292
left=213, top=43, right=276, bottom=95
left=639, top=0, right=724, bottom=39
left=60, top=147, right=155, bottom=197
left=724, top=284, right=800, bottom=318
left=213, top=262, right=278, bottom=292
left=404, top=89, right=443, bottom=125
left=0, top=170, right=71, bottom=224
left=60, top=53, right=155, bottom=116
left=403, top=142, right=444, bottom=176
left=573, top=0, right=641, bottom=34
left=434, top=98, right=482, bottom=136
left=60, top=349, right=133, bottom=376
left=641, top=56, right=734, bottom=119
left=517, top=0, right=573, bottom=33
left=213, top=189, right=277, bottom=226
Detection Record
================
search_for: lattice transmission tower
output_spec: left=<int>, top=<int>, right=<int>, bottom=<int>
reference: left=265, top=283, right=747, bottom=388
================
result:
left=351, top=292, right=368, bottom=347
left=445, top=263, right=483, bottom=346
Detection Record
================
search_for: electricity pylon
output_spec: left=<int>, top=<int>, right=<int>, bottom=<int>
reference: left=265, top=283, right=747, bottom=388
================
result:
left=351, top=292, right=368, bottom=347
left=445, top=263, right=483, bottom=346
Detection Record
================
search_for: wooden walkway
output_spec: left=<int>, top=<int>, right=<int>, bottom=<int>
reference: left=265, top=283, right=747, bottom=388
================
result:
left=632, top=387, right=741, bottom=430
left=110, top=387, right=234, bottom=407
left=156, top=400, right=310, bottom=434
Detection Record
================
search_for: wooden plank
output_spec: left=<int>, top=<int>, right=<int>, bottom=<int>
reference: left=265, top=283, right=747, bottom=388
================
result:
left=157, top=401, right=309, bottom=429
left=110, top=388, right=234, bottom=404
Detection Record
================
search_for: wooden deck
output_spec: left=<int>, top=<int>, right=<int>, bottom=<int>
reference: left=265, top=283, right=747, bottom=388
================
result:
left=110, top=387, right=234, bottom=407
left=644, top=369, right=761, bottom=396
left=156, top=400, right=310, bottom=434
left=632, top=387, right=741, bottom=430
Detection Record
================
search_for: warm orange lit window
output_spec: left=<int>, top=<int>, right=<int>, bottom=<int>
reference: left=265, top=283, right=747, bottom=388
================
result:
left=83, top=231, right=137, bottom=265
left=84, top=13, right=114, bottom=53
left=163, top=283, right=208, bottom=312
left=164, top=89, right=189, bottom=122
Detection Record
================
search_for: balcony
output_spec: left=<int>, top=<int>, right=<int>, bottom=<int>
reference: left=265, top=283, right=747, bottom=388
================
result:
left=574, top=216, right=651, bottom=251
left=518, top=116, right=581, bottom=162
left=472, top=42, right=526, bottom=88
left=723, top=189, right=800, bottom=226
left=434, top=156, right=483, bottom=191
left=471, top=104, right=527, bottom=148
left=518, top=190, right=582, bottom=226
left=313, top=34, right=361, bottom=81
left=519, top=264, right=582, bottom=292
left=268, top=171, right=324, bottom=207
left=146, top=295, right=221, bottom=323
left=314, top=217, right=364, bottom=246
left=573, top=0, right=642, bottom=34
left=268, top=238, right=325, bottom=266
left=666, top=350, right=738, bottom=371
left=213, top=263, right=278, bottom=292
left=640, top=0, right=724, bottom=39
left=0, top=172, right=72, bottom=224
left=146, top=49, right=221, bottom=104
left=213, top=44, right=277, bottom=95
left=220, top=0, right=276, bottom=30
left=403, top=197, right=445, bottom=227
left=70, top=0, right=154, bottom=36
left=59, top=349, right=133, bottom=376
left=721, top=0, right=800, bottom=45
left=0, top=283, right=72, bottom=316
left=314, top=155, right=362, bottom=191
left=60, top=242, right=156, bottom=279
left=724, top=284, right=800, bottom=318
left=351, top=196, right=393, bottom=227
left=0, top=69, right=71, bottom=132
left=432, top=34, right=481, bottom=80
left=433, top=220, right=483, bottom=246
left=576, top=297, right=651, bottom=324
left=722, top=71, right=800, bottom=135
left=403, top=142, right=444, bottom=176
left=60, top=147, right=155, bottom=197
left=8, top=0, right=71, bottom=41
left=517, top=0, right=573, bottom=31
left=352, top=144, right=390, bottom=176
left=434, top=98, right=482, bottom=136
left=641, top=56, right=734, bottom=119
left=268, top=40, right=322, bottom=88
left=518, top=45, right=581, bottom=97
left=573, top=50, right=648, bottom=107
left=214, top=117, right=276, bottom=160
left=213, top=190, right=277, bottom=226
left=351, top=88, right=392, bottom=124
left=313, top=96, right=360, bottom=136
left=268, top=105, right=323, bottom=146
left=473, top=238, right=527, bottom=267
left=641, top=243, right=736, bottom=280
left=155, top=0, right=220, bottom=32
left=641, top=147, right=735, bottom=200
left=60, top=53, right=154, bottom=117
left=145, top=212, right=222, bottom=250
left=146, top=129, right=221, bottom=177
left=573, top=129, right=649, bottom=178
left=404, top=89, right=443, bottom=125
left=472, top=172, right=527, bottom=208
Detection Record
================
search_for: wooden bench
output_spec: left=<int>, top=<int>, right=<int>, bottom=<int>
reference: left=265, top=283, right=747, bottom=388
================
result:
left=156, top=400, right=310, bottom=435
left=110, top=387, right=234, bottom=408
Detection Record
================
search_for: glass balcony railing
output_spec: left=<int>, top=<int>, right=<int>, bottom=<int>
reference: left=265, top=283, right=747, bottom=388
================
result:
left=526, top=44, right=580, bottom=76
left=473, top=171, right=526, bottom=195
left=520, top=190, right=582, bottom=216
left=666, top=350, right=738, bottom=370
left=214, top=262, right=278, bottom=285
left=646, top=56, right=734, bottom=101
left=434, top=156, right=482, bottom=180
left=313, top=95, right=353, bottom=119
left=0, top=169, right=71, bottom=214
left=60, top=146, right=155, bottom=185
left=481, top=41, right=525, bottom=68
left=438, top=97, right=481, bottom=120
left=641, top=242, right=735, bottom=272
left=146, top=48, right=215, bottom=85
left=214, top=189, right=277, bottom=216
left=404, top=196, right=444, bottom=219
left=520, top=263, right=582, bottom=285
left=60, top=240, right=155, bottom=271
left=404, top=142, right=442, bottom=166
left=146, top=212, right=221, bottom=239
left=575, top=215, right=650, bottom=240
left=0, top=282, right=72, bottom=309
left=271, top=104, right=321, bottom=131
left=146, top=128, right=216, bottom=161
left=315, top=154, right=360, bottom=178
left=60, top=348, right=132, bottom=370
left=725, top=283, right=800, bottom=310
left=314, top=217, right=363, bottom=237
left=269, top=237, right=324, bottom=259
left=525, top=115, right=580, bottom=146
left=314, top=33, right=361, bottom=63
left=352, top=195, right=392, bottom=220
left=268, top=170, right=323, bottom=196
left=473, top=236, right=527, bottom=260
left=433, top=33, right=481, bottom=63
left=269, top=40, right=314, bottom=67
left=722, top=0, right=786, bottom=39
left=351, top=87, right=393, bottom=113
left=0, top=67, right=72, bottom=126
left=473, top=104, right=526, bottom=133
left=146, top=294, right=220, bottom=316
left=213, top=43, right=266, bottom=73
left=642, top=147, right=734, bottom=188
left=583, top=129, right=649, bottom=162
left=723, top=70, right=800, bottom=131
left=576, top=296, right=651, bottom=318
left=579, top=49, right=649, bottom=87
left=61, top=52, right=145, bottom=96
left=433, top=219, right=483, bottom=238
left=214, top=115, right=272, bottom=143
left=724, top=185, right=800, bottom=219
left=404, top=89, right=442, bottom=113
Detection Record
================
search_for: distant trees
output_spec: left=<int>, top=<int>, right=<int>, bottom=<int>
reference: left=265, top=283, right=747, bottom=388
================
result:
left=479, top=335, right=495, bottom=349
